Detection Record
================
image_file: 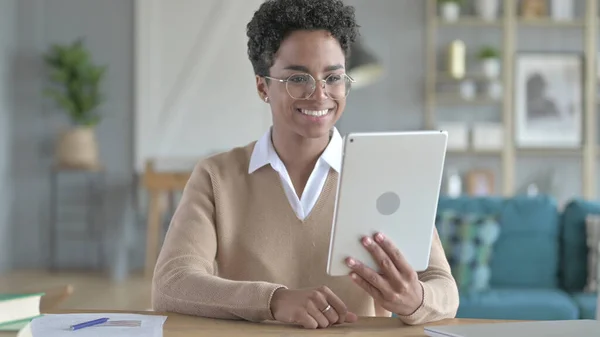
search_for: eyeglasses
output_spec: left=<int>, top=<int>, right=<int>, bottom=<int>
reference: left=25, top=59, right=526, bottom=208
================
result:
left=263, top=73, right=355, bottom=100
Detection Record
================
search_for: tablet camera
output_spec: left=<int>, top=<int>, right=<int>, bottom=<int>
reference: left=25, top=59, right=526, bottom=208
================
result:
left=376, top=191, right=401, bottom=216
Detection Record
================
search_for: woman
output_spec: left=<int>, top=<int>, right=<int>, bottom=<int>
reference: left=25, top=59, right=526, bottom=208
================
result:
left=152, top=0, right=459, bottom=329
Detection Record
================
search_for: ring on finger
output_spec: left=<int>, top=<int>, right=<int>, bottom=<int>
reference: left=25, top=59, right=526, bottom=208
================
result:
left=321, top=304, right=332, bottom=314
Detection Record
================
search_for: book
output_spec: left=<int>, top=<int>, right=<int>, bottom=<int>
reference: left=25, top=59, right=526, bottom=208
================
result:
left=0, top=293, right=44, bottom=331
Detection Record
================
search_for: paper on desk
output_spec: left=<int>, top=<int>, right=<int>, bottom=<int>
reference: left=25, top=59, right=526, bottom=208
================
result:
left=29, top=313, right=167, bottom=337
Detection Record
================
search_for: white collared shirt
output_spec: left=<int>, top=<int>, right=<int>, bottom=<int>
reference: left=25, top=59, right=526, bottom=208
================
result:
left=248, top=127, right=342, bottom=220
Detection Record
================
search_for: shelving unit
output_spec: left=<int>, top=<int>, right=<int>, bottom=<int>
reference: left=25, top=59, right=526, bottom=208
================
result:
left=425, top=0, right=598, bottom=199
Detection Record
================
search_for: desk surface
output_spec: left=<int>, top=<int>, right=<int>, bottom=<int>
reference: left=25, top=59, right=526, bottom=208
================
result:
left=2, top=309, right=512, bottom=337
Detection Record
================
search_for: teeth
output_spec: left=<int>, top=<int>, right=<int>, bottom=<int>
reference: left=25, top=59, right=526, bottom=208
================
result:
left=301, top=109, right=329, bottom=117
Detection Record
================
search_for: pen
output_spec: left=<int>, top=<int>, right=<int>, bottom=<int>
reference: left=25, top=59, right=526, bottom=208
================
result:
left=70, top=317, right=109, bottom=331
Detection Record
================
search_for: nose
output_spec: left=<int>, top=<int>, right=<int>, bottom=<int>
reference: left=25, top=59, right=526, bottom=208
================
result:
left=312, top=80, right=329, bottom=101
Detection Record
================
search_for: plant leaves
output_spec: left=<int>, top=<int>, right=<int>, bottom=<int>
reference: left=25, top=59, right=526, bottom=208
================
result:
left=42, top=37, right=107, bottom=126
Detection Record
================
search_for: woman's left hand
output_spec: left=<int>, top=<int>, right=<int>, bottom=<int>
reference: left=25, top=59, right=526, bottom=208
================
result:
left=346, top=232, right=424, bottom=317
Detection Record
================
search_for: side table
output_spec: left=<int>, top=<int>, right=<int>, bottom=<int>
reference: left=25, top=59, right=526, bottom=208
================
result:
left=49, top=165, right=106, bottom=271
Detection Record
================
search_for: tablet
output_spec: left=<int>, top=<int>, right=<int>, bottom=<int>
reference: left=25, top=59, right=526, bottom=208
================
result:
left=326, top=130, right=448, bottom=277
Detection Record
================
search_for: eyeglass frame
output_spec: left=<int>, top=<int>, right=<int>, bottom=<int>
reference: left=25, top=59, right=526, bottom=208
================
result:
left=262, top=72, right=356, bottom=100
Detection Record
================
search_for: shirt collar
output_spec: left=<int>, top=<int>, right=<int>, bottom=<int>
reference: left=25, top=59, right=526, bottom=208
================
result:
left=248, top=127, right=343, bottom=174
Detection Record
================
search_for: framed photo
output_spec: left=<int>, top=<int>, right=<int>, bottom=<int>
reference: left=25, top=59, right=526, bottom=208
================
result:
left=514, top=53, right=583, bottom=148
left=466, top=169, right=495, bottom=196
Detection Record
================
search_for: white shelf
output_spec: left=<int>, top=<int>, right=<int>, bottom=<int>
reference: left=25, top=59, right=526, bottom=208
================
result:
left=425, top=0, right=598, bottom=198
left=518, top=18, right=585, bottom=28
left=435, top=16, right=503, bottom=27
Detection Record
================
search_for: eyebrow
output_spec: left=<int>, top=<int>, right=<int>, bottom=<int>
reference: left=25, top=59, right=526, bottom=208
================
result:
left=284, top=64, right=344, bottom=72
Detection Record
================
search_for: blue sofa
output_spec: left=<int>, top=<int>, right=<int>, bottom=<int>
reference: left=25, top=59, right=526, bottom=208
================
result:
left=435, top=195, right=598, bottom=320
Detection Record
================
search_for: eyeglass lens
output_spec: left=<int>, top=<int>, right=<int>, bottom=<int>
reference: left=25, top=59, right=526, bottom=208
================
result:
left=285, top=73, right=351, bottom=100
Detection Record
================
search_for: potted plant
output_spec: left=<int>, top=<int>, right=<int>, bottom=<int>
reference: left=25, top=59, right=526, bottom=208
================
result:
left=477, top=46, right=500, bottom=79
left=475, top=0, right=500, bottom=21
left=43, top=38, right=107, bottom=169
left=438, top=0, right=463, bottom=22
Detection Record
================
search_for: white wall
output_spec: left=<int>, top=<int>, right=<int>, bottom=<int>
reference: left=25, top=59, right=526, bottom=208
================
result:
left=134, top=0, right=272, bottom=172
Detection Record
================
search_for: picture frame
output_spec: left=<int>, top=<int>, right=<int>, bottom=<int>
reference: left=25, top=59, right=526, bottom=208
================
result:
left=466, top=169, right=495, bottom=196
left=514, top=53, right=583, bottom=148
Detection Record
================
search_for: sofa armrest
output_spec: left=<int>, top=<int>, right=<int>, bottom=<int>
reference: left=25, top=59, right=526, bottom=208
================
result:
left=597, top=241, right=600, bottom=320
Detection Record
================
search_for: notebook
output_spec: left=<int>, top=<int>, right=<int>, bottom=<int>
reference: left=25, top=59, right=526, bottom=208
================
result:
left=424, top=319, right=600, bottom=337
left=30, top=313, right=167, bottom=337
left=0, top=293, right=44, bottom=331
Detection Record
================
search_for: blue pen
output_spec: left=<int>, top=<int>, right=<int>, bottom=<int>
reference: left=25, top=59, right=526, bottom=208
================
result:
left=70, top=317, right=109, bottom=331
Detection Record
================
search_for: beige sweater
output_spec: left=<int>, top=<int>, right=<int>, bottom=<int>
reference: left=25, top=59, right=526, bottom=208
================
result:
left=151, top=142, right=459, bottom=325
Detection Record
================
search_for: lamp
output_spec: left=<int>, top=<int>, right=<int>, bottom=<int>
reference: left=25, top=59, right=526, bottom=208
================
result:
left=347, top=39, right=384, bottom=89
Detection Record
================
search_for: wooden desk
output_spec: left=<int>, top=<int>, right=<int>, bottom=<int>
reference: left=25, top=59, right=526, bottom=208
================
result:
left=3, top=310, right=510, bottom=337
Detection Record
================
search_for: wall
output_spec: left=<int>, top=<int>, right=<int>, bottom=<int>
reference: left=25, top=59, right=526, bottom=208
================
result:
left=0, top=0, right=17, bottom=272
left=134, top=0, right=271, bottom=173
left=338, top=0, right=425, bottom=133
left=11, top=0, right=135, bottom=271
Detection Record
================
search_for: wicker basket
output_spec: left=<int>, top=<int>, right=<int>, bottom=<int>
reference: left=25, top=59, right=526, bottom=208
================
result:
left=55, top=126, right=100, bottom=169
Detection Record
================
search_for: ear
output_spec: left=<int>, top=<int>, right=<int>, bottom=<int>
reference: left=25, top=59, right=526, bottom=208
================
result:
left=256, top=75, right=269, bottom=102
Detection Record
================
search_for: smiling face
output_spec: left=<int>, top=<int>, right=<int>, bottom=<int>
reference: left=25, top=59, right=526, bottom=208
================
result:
left=257, top=30, right=347, bottom=140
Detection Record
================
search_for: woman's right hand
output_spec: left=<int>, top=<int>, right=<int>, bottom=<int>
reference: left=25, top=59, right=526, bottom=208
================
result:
left=269, top=286, right=358, bottom=329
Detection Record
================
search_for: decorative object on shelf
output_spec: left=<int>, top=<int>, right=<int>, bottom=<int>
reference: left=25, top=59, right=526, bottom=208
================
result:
left=475, top=0, right=500, bottom=21
left=550, top=0, right=574, bottom=21
left=347, top=38, right=384, bottom=90
left=445, top=169, right=463, bottom=198
left=438, top=122, right=468, bottom=150
left=478, top=46, right=501, bottom=79
left=526, top=184, right=539, bottom=196
left=44, top=38, right=107, bottom=170
left=514, top=168, right=557, bottom=196
left=485, top=80, right=503, bottom=100
left=471, top=122, right=503, bottom=150
left=514, top=53, right=582, bottom=148
left=459, top=79, right=476, bottom=100
left=438, top=0, right=462, bottom=22
left=520, top=0, right=548, bottom=18
left=466, top=169, right=494, bottom=196
left=447, top=40, right=466, bottom=79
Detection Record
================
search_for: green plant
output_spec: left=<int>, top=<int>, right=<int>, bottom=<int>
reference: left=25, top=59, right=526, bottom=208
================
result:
left=43, top=38, right=107, bottom=126
left=478, top=46, right=500, bottom=60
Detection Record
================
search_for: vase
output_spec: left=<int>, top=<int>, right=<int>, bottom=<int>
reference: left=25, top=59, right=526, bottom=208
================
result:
left=55, top=126, right=100, bottom=169
left=440, top=2, right=460, bottom=22
left=459, top=80, right=476, bottom=100
left=446, top=169, right=462, bottom=198
left=486, top=80, right=503, bottom=100
left=482, top=58, right=500, bottom=79
left=448, top=40, right=466, bottom=79
left=475, top=0, right=499, bottom=21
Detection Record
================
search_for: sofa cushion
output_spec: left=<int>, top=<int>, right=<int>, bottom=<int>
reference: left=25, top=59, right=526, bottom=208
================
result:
left=437, top=196, right=560, bottom=289
left=456, top=288, right=579, bottom=320
left=561, top=199, right=600, bottom=291
left=571, top=292, right=598, bottom=320
left=436, top=210, right=500, bottom=292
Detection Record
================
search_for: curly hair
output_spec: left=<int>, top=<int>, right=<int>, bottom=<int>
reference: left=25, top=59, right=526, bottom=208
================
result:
left=246, top=0, right=360, bottom=76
